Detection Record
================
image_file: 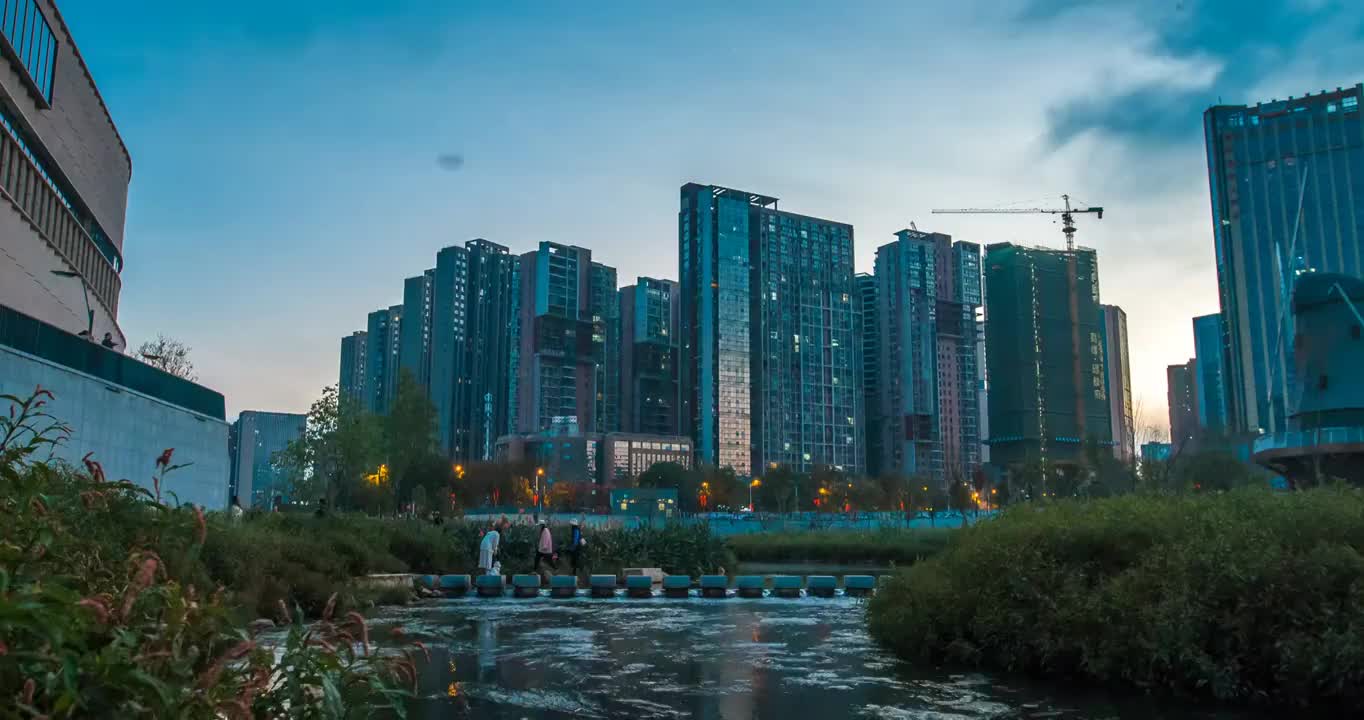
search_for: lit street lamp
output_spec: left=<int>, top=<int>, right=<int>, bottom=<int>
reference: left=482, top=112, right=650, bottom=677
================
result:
left=536, top=467, right=545, bottom=515
left=749, top=478, right=761, bottom=511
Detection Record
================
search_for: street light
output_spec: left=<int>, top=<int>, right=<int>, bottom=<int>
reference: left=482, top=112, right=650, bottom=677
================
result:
left=50, top=269, right=93, bottom=339
left=535, top=467, right=545, bottom=515
left=749, top=478, right=761, bottom=511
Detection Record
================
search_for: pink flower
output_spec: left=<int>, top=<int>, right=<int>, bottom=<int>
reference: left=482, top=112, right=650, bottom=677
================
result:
left=156, top=448, right=175, bottom=468
left=77, top=597, right=111, bottom=624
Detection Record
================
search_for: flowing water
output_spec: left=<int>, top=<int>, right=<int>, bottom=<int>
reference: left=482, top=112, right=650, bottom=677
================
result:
left=367, top=595, right=1259, bottom=719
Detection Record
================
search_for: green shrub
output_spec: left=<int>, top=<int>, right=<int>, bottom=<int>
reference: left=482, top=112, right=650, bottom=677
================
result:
left=727, top=528, right=953, bottom=565
left=866, top=488, right=1364, bottom=710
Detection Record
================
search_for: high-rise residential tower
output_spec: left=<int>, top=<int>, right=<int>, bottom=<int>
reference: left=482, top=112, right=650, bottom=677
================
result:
left=855, top=273, right=882, bottom=478
left=984, top=243, right=1111, bottom=468
left=589, top=262, right=620, bottom=433
left=1168, top=360, right=1200, bottom=452
left=514, top=242, right=616, bottom=434
left=620, top=277, right=680, bottom=436
left=399, top=270, right=435, bottom=388
left=1192, top=313, right=1229, bottom=434
left=679, top=183, right=862, bottom=476
left=364, top=308, right=395, bottom=415
left=1100, top=304, right=1135, bottom=462
left=1204, top=84, right=1364, bottom=434
left=872, top=230, right=983, bottom=486
left=339, top=330, right=368, bottom=408
left=429, top=239, right=517, bottom=459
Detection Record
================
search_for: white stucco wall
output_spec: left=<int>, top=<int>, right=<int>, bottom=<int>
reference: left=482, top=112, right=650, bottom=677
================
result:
left=1, top=345, right=229, bottom=508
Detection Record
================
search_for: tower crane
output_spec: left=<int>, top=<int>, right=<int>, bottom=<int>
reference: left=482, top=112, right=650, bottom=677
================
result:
left=930, top=194, right=1104, bottom=251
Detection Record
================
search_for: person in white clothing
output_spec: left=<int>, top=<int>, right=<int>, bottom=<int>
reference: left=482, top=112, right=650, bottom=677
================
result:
left=478, top=525, right=500, bottom=576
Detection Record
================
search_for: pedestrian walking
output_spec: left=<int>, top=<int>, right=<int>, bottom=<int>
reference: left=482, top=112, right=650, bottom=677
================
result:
left=479, top=523, right=501, bottom=576
left=567, top=517, right=587, bottom=576
left=535, top=521, right=556, bottom=582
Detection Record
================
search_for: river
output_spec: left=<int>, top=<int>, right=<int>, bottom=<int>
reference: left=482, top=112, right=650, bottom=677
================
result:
left=367, top=595, right=1259, bottom=719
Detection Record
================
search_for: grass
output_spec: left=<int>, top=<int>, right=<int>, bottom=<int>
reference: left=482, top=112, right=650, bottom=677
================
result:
left=866, top=487, right=1364, bottom=711
left=726, top=528, right=954, bottom=566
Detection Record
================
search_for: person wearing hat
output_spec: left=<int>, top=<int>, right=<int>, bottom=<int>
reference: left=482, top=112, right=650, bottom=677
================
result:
left=567, top=517, right=587, bottom=577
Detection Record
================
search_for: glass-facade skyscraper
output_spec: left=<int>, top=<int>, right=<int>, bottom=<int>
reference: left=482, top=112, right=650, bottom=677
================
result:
left=872, top=230, right=982, bottom=486
left=679, top=183, right=862, bottom=476
left=590, top=262, right=621, bottom=433
left=855, top=273, right=882, bottom=478
left=1192, top=313, right=1229, bottom=434
left=1168, top=360, right=1199, bottom=452
left=1204, top=84, right=1364, bottom=434
left=620, top=277, right=680, bottom=436
left=984, top=243, right=1111, bottom=468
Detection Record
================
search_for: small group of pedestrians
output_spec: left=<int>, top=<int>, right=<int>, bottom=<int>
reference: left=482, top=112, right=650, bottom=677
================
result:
left=476, top=515, right=588, bottom=580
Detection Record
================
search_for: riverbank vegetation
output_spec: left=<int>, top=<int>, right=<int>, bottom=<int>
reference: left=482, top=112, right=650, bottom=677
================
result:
left=727, top=528, right=952, bottom=566
left=867, top=487, right=1364, bottom=711
left=1, top=389, right=419, bottom=718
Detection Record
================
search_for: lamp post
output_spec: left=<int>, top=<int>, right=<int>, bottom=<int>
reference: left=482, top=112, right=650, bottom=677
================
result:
left=50, top=269, right=93, bottom=339
left=749, top=478, right=761, bottom=511
left=536, top=467, right=545, bottom=516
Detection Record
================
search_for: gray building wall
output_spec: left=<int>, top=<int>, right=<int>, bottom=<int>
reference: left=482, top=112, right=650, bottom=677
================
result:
left=1, top=344, right=229, bottom=508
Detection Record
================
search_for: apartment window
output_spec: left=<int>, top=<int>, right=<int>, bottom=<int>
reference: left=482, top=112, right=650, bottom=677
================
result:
left=1345, top=96, right=1359, bottom=110
left=1, top=0, right=56, bottom=103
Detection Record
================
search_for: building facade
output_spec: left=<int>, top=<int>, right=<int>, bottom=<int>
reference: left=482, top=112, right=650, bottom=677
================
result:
left=872, top=230, right=983, bottom=487
left=0, top=0, right=132, bottom=350
left=589, top=262, right=620, bottom=433
left=495, top=430, right=692, bottom=486
left=855, top=273, right=882, bottom=477
left=229, top=410, right=306, bottom=508
left=1100, top=304, right=1135, bottom=462
left=430, top=244, right=469, bottom=454
left=515, top=243, right=615, bottom=434
left=620, top=277, right=680, bottom=436
left=1192, top=313, right=1229, bottom=434
left=1167, top=360, right=1200, bottom=452
left=338, top=330, right=367, bottom=408
left=364, top=308, right=395, bottom=415
left=679, top=183, right=862, bottom=477
left=399, top=270, right=434, bottom=389
left=1204, top=84, right=1364, bottom=434
left=984, top=243, right=1111, bottom=468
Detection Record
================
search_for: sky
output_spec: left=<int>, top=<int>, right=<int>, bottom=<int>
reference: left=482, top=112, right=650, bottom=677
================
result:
left=60, top=0, right=1364, bottom=433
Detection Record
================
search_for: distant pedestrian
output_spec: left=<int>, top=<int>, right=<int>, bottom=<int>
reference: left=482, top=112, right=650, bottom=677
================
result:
left=229, top=496, right=244, bottom=524
left=101, top=332, right=117, bottom=349
left=535, top=521, right=556, bottom=582
left=567, top=517, right=587, bottom=576
left=479, top=524, right=501, bottom=576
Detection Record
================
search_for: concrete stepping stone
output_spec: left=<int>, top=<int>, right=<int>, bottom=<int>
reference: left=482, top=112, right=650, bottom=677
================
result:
left=662, top=575, right=692, bottom=598
left=475, top=574, right=505, bottom=597
left=735, top=575, right=765, bottom=599
left=807, top=575, right=837, bottom=598
left=772, top=575, right=802, bottom=598
left=625, top=574, right=654, bottom=598
left=438, top=575, right=471, bottom=597
left=512, top=575, right=542, bottom=598
left=589, top=574, right=618, bottom=598
left=700, top=575, right=729, bottom=598
left=549, top=575, right=579, bottom=598
left=844, top=575, right=876, bottom=597
left=416, top=575, right=438, bottom=590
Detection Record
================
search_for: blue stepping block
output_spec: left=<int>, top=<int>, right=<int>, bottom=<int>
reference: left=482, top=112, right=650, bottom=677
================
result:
left=416, top=575, right=438, bottom=590
left=700, top=575, right=729, bottom=598
left=625, top=575, right=654, bottom=598
left=772, top=575, right=802, bottom=599
left=807, top=575, right=837, bottom=598
left=662, top=575, right=691, bottom=598
left=844, top=575, right=876, bottom=597
left=549, top=575, right=579, bottom=598
left=475, top=575, right=505, bottom=597
left=438, top=575, right=471, bottom=596
left=735, top=575, right=765, bottom=599
left=589, top=574, right=618, bottom=598
left=512, top=575, right=542, bottom=598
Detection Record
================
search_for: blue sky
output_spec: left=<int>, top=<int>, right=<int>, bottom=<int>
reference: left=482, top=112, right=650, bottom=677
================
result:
left=62, top=0, right=1364, bottom=434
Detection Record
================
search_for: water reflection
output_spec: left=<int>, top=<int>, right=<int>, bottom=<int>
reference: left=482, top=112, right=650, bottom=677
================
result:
left=368, top=597, right=1258, bottom=719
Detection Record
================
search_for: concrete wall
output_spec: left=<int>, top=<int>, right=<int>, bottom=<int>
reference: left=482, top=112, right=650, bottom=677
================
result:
left=1, top=345, right=229, bottom=509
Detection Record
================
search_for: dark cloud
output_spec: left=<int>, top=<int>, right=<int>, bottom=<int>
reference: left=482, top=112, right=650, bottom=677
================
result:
left=1025, top=0, right=1356, bottom=147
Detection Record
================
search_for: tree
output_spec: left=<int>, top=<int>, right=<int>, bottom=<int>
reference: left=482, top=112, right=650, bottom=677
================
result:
left=758, top=464, right=805, bottom=513
left=384, top=370, right=439, bottom=501
left=136, top=334, right=197, bottom=381
left=273, top=386, right=384, bottom=510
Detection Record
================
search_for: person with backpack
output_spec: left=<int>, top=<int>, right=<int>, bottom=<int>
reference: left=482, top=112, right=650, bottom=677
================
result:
left=535, top=521, right=556, bottom=582
left=567, top=518, right=587, bottom=576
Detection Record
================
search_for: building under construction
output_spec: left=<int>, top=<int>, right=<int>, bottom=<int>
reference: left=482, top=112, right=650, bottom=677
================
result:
left=984, top=243, right=1112, bottom=469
